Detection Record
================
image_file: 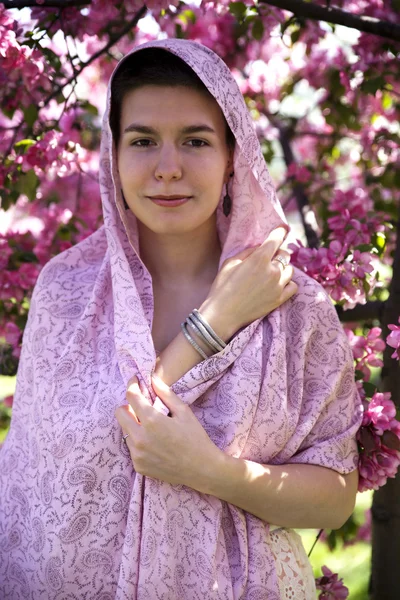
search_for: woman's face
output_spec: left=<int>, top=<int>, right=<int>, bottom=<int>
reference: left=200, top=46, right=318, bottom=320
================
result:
left=117, top=85, right=233, bottom=236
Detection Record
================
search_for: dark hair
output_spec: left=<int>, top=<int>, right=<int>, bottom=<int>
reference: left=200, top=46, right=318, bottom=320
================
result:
left=109, top=48, right=235, bottom=150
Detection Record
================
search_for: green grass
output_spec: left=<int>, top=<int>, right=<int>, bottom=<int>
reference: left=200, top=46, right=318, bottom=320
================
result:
left=0, top=375, right=372, bottom=597
left=299, top=492, right=372, bottom=599
left=0, top=375, right=15, bottom=443
left=0, top=375, right=16, bottom=399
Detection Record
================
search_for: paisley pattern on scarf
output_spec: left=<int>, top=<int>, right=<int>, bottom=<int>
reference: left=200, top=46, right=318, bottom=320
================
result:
left=0, top=39, right=362, bottom=599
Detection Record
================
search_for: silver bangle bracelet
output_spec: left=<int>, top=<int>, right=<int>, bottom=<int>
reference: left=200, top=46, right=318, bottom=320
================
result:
left=187, top=315, right=222, bottom=353
left=192, top=309, right=227, bottom=350
left=180, top=322, right=209, bottom=360
left=186, top=318, right=217, bottom=354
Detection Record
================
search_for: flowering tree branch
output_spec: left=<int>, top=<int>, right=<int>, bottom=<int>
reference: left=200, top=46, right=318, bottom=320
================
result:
left=2, top=0, right=89, bottom=7
left=39, top=5, right=147, bottom=110
left=266, top=113, right=320, bottom=249
left=260, top=0, right=400, bottom=42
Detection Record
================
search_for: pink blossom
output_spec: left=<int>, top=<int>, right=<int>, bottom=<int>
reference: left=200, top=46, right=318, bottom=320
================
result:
left=357, top=392, right=400, bottom=492
left=289, top=239, right=375, bottom=310
left=161, top=7, right=236, bottom=62
left=286, top=162, right=312, bottom=183
left=315, top=566, right=349, bottom=599
left=362, top=392, right=396, bottom=431
left=0, top=238, right=12, bottom=270
left=2, top=395, right=13, bottom=408
left=387, top=318, right=400, bottom=360
left=4, top=322, right=21, bottom=346
left=17, top=263, right=40, bottom=290
left=345, top=327, right=385, bottom=380
left=0, top=271, right=24, bottom=302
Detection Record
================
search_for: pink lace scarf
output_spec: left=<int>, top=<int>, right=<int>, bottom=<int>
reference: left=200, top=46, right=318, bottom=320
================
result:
left=0, top=39, right=362, bottom=599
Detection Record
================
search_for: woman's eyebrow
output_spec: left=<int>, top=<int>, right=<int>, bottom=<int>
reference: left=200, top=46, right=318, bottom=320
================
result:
left=123, top=123, right=216, bottom=135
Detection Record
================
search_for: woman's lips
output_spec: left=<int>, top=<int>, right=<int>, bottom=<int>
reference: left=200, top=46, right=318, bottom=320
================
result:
left=148, top=197, right=191, bottom=207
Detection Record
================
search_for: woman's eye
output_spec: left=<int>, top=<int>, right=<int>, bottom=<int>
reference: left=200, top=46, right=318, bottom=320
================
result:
left=187, top=139, right=208, bottom=148
left=130, top=139, right=154, bottom=147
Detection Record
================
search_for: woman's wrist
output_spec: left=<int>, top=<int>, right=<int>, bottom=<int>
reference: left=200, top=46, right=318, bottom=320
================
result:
left=198, top=298, right=238, bottom=344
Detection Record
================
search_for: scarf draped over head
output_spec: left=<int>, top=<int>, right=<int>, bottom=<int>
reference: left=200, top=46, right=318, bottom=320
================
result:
left=0, top=39, right=362, bottom=599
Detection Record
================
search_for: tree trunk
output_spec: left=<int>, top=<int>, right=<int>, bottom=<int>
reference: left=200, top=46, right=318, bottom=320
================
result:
left=370, top=201, right=400, bottom=599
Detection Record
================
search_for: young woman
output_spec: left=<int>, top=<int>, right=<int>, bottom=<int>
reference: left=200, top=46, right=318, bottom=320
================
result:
left=0, top=39, right=362, bottom=599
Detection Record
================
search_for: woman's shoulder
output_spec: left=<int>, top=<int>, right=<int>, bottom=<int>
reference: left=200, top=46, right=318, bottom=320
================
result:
left=282, top=266, right=343, bottom=333
left=34, top=226, right=107, bottom=294
left=291, top=266, right=331, bottom=300
left=290, top=267, right=337, bottom=311
left=26, top=227, right=109, bottom=330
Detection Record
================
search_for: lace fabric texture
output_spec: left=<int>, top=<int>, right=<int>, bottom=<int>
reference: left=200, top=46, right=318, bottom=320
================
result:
left=0, top=39, right=361, bottom=599
left=269, top=527, right=317, bottom=599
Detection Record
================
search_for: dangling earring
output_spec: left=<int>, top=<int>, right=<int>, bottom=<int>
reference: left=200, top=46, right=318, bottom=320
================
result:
left=223, top=171, right=234, bottom=217
left=223, top=190, right=231, bottom=217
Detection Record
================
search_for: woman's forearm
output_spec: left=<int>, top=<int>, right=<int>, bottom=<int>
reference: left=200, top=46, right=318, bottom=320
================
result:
left=200, top=454, right=358, bottom=530
left=153, top=300, right=235, bottom=386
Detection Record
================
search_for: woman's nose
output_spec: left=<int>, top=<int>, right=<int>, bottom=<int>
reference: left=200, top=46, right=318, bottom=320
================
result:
left=154, top=145, right=182, bottom=181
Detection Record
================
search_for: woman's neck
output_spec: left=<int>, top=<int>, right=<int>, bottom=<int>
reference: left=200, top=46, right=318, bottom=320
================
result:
left=138, top=221, right=221, bottom=290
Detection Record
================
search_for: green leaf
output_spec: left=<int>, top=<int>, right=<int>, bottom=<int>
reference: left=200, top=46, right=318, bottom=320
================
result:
left=252, top=18, right=264, bottom=41
left=14, top=139, right=36, bottom=154
left=363, top=280, right=371, bottom=295
left=355, top=369, right=365, bottom=381
left=281, top=15, right=298, bottom=37
left=372, top=231, right=386, bottom=254
left=291, top=27, right=301, bottom=45
left=78, top=100, right=98, bottom=116
left=354, top=244, right=372, bottom=253
left=326, top=529, right=337, bottom=551
left=229, top=1, right=247, bottom=21
left=261, top=139, right=274, bottom=164
left=382, top=92, right=393, bottom=111
left=331, top=146, right=341, bottom=160
left=361, top=76, right=385, bottom=96
left=14, top=251, right=38, bottom=264
left=41, top=46, right=62, bottom=71
left=363, top=381, right=377, bottom=398
left=177, top=9, right=196, bottom=26
left=23, top=104, right=39, bottom=128
left=15, top=169, right=39, bottom=202
left=2, top=106, right=15, bottom=121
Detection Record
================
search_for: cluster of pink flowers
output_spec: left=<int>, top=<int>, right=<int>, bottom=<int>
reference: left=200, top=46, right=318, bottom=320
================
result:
left=357, top=392, right=400, bottom=492
left=30, top=0, right=177, bottom=42
left=387, top=318, right=400, bottom=360
left=289, top=185, right=391, bottom=309
left=289, top=239, right=374, bottom=309
left=161, top=6, right=236, bottom=63
left=315, top=566, right=349, bottom=599
left=0, top=262, right=40, bottom=300
left=0, top=7, right=53, bottom=113
left=14, top=130, right=83, bottom=179
left=327, top=188, right=387, bottom=249
left=286, top=162, right=312, bottom=184
left=345, top=326, right=385, bottom=381
left=2, top=395, right=13, bottom=408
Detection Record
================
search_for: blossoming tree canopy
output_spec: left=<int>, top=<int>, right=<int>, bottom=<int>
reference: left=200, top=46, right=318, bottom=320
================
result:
left=0, top=1, right=400, bottom=596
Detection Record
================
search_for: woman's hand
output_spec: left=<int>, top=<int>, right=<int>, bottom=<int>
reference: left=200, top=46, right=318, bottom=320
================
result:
left=199, top=227, right=297, bottom=340
left=115, top=375, right=222, bottom=489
